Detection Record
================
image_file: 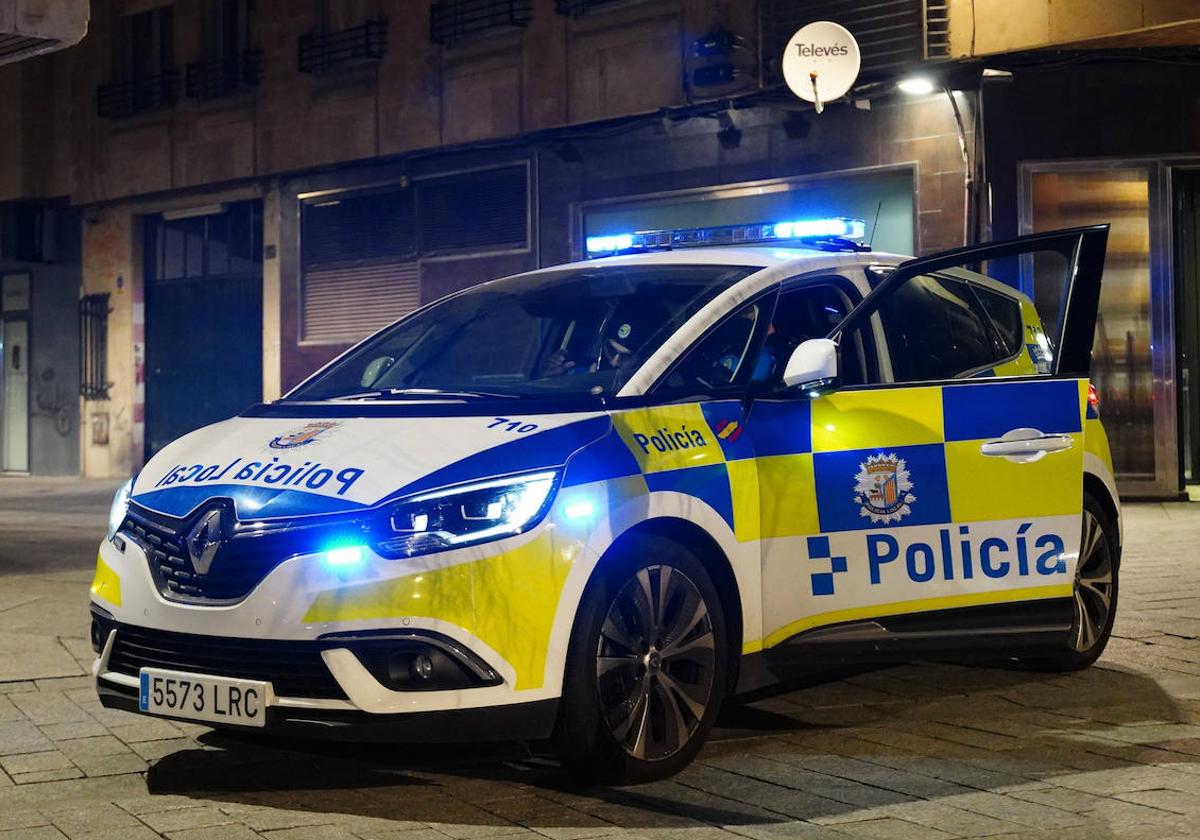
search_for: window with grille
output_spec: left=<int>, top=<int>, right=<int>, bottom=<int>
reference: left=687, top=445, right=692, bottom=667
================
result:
left=429, top=0, right=532, bottom=46
left=97, top=7, right=178, bottom=119
left=300, top=165, right=530, bottom=344
left=80, top=294, right=110, bottom=400
left=186, top=0, right=261, bottom=100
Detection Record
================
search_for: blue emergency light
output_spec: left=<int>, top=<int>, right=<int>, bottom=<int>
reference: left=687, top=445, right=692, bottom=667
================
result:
left=585, top=217, right=867, bottom=258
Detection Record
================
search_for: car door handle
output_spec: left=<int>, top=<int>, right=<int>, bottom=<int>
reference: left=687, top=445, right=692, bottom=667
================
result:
left=980, top=428, right=1074, bottom=462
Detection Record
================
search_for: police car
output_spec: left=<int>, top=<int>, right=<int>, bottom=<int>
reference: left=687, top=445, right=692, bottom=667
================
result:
left=90, top=218, right=1119, bottom=783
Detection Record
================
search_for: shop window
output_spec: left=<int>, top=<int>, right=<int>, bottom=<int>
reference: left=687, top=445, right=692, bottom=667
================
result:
left=1029, top=168, right=1155, bottom=481
left=80, top=294, right=111, bottom=401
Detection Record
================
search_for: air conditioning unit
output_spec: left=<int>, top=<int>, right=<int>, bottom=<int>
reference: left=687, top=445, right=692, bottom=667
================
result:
left=0, top=0, right=89, bottom=66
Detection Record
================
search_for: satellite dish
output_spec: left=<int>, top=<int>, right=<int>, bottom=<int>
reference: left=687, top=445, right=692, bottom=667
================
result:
left=781, top=21, right=861, bottom=114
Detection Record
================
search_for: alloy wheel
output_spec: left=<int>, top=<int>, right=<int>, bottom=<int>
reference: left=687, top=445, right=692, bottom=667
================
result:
left=1071, top=510, right=1114, bottom=653
left=594, top=565, right=716, bottom=761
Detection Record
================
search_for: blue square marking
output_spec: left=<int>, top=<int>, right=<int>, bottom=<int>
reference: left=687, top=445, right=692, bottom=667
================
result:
left=811, top=572, right=835, bottom=597
left=807, top=535, right=831, bottom=558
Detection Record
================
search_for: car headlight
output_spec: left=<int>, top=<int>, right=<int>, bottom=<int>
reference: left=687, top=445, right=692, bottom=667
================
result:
left=375, top=470, right=559, bottom=558
left=107, top=478, right=133, bottom=541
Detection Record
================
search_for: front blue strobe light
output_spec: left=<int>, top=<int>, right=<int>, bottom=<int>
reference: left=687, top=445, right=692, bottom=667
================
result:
left=324, top=545, right=366, bottom=567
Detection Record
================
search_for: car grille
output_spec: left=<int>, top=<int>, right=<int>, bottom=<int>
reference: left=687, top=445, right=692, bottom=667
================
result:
left=124, top=505, right=292, bottom=604
left=108, top=624, right=348, bottom=700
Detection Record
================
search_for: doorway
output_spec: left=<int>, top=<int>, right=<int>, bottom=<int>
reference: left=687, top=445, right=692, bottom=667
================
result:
left=143, top=201, right=263, bottom=459
left=1176, top=170, right=1200, bottom=488
left=1, top=273, right=30, bottom=473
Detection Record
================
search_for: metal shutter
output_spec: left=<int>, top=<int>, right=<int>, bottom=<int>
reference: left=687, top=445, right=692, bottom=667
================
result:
left=301, top=260, right=420, bottom=344
left=417, top=165, right=529, bottom=255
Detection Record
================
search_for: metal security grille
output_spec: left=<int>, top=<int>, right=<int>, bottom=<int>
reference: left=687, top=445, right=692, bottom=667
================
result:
left=417, top=165, right=529, bottom=254
left=298, top=19, right=387, bottom=75
left=300, top=166, right=529, bottom=343
left=96, top=73, right=180, bottom=119
left=185, top=49, right=262, bottom=99
left=760, top=0, right=927, bottom=82
left=79, top=294, right=110, bottom=400
left=302, top=190, right=417, bottom=265
left=430, top=0, right=532, bottom=46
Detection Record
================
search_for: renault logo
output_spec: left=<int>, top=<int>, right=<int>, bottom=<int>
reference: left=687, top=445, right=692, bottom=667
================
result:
left=186, top=507, right=227, bottom=575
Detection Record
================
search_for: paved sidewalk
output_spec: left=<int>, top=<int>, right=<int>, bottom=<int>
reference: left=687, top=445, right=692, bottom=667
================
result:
left=1, top=479, right=1198, bottom=839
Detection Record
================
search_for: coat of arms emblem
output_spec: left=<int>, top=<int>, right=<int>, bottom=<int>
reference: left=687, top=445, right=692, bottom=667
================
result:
left=853, top=452, right=915, bottom=524
left=269, top=421, right=340, bottom=450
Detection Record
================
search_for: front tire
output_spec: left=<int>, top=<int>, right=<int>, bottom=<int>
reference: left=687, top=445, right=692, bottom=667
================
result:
left=1026, top=492, right=1119, bottom=671
left=553, top=535, right=728, bottom=784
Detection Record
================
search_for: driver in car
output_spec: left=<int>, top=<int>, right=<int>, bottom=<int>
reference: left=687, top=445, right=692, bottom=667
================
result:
left=541, top=301, right=668, bottom=379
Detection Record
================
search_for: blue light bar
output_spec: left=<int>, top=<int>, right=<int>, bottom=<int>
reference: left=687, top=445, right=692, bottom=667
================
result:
left=585, top=217, right=868, bottom=257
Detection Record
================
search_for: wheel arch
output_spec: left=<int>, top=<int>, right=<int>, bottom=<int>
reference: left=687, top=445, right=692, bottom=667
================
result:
left=1083, top=470, right=1121, bottom=553
left=585, top=517, right=745, bottom=691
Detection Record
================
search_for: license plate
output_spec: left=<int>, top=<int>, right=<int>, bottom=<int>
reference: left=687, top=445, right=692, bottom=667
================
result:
left=138, top=668, right=270, bottom=727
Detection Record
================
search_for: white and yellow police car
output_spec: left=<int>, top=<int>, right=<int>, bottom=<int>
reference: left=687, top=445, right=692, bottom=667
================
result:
left=91, top=219, right=1119, bottom=782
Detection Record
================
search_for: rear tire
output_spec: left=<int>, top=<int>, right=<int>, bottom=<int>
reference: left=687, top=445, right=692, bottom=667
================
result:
left=553, top=535, right=728, bottom=784
left=1024, top=491, right=1119, bottom=671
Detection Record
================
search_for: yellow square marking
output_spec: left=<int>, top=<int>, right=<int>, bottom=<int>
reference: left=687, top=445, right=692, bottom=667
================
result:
left=812, top=387, right=944, bottom=452
left=756, top=454, right=818, bottom=539
left=726, top=459, right=761, bottom=543
left=945, top=435, right=1084, bottom=522
left=611, top=404, right=725, bottom=473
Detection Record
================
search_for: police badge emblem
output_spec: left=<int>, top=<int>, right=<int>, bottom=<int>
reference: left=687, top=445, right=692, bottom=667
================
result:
left=854, top=452, right=915, bottom=524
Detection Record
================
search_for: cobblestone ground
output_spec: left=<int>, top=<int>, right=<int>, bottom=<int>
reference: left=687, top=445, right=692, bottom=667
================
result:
left=1, top=478, right=1199, bottom=840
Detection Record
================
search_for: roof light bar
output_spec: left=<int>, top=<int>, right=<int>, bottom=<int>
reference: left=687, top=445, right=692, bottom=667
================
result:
left=585, top=217, right=867, bottom=258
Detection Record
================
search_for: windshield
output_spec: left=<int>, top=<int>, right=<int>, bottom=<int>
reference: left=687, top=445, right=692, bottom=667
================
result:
left=285, top=264, right=755, bottom=402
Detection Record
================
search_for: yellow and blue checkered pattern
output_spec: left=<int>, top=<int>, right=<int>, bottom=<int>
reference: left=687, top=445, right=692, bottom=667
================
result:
left=589, top=378, right=1087, bottom=543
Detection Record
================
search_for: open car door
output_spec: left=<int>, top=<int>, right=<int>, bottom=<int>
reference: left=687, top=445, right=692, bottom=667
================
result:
left=755, top=225, right=1109, bottom=667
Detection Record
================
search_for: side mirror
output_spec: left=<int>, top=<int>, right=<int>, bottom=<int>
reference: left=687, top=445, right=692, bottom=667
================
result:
left=360, top=356, right=396, bottom=388
left=782, top=338, right=839, bottom=390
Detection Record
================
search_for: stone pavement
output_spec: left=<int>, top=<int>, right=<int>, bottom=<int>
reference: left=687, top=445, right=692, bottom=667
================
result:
left=1, top=477, right=1199, bottom=839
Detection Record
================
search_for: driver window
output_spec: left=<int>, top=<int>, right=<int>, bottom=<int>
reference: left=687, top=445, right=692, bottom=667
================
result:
left=662, top=301, right=764, bottom=392
left=755, top=282, right=872, bottom=387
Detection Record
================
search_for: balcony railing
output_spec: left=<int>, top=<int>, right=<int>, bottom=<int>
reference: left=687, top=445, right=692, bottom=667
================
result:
left=298, top=19, right=387, bottom=75
left=554, top=0, right=626, bottom=17
left=96, top=72, right=180, bottom=119
left=430, top=0, right=532, bottom=46
left=185, top=49, right=263, bottom=100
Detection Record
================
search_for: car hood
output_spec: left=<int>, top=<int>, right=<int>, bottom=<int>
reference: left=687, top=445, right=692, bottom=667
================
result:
left=131, top=409, right=611, bottom=521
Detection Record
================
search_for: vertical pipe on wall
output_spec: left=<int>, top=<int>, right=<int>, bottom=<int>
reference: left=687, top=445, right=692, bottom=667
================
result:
left=943, top=86, right=973, bottom=246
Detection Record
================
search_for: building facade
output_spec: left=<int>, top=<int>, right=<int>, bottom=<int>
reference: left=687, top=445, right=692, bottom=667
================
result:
left=0, top=0, right=1198, bottom=498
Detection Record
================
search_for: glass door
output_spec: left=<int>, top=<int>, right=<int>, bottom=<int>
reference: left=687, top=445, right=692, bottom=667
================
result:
left=1021, top=163, right=1176, bottom=497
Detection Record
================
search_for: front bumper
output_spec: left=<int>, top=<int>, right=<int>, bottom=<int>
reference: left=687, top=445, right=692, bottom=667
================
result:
left=95, top=677, right=558, bottom=742
left=91, top=610, right=559, bottom=742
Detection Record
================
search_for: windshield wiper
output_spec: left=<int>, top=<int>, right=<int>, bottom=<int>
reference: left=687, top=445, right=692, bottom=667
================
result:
left=330, top=387, right=521, bottom=401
